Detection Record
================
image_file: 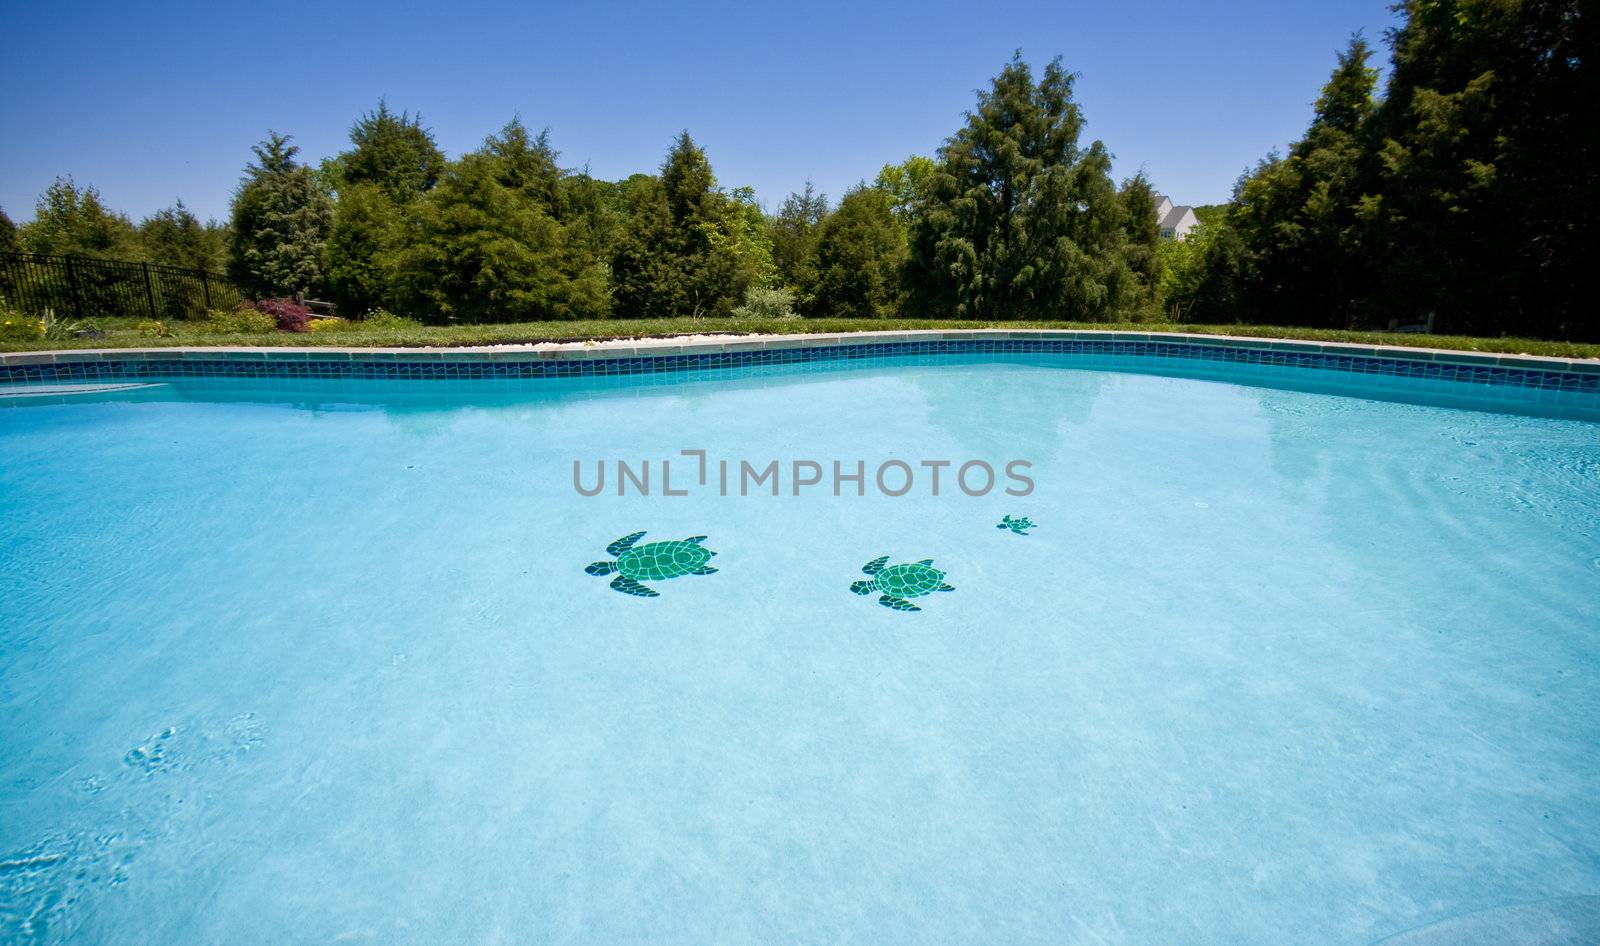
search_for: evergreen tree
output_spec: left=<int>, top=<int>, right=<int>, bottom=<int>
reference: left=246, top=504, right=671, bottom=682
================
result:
left=1117, top=172, right=1164, bottom=312
left=1178, top=194, right=1253, bottom=322
left=610, top=173, right=672, bottom=317
left=1279, top=34, right=1377, bottom=323
left=805, top=186, right=907, bottom=318
left=769, top=181, right=828, bottom=292
left=1180, top=36, right=1377, bottom=327
left=387, top=129, right=610, bottom=322
left=480, top=119, right=565, bottom=212
left=138, top=200, right=228, bottom=271
left=905, top=55, right=1140, bottom=321
left=611, top=132, right=769, bottom=318
left=229, top=133, right=334, bottom=296
left=320, top=104, right=448, bottom=314
left=327, top=101, right=445, bottom=202
left=0, top=208, right=17, bottom=256
left=1369, top=0, right=1594, bottom=338
left=1185, top=4, right=1596, bottom=341
left=479, top=119, right=627, bottom=263
left=323, top=183, right=402, bottom=315
left=559, top=171, right=627, bottom=264
left=20, top=177, right=139, bottom=259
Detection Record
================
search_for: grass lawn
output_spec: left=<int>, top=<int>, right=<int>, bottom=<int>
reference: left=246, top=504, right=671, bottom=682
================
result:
left=5, top=316, right=1598, bottom=359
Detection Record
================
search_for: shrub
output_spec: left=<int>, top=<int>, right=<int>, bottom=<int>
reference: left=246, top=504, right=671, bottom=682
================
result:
left=0, top=295, right=43, bottom=342
left=39, top=308, right=82, bottom=341
left=198, top=308, right=277, bottom=334
left=0, top=316, right=44, bottom=342
left=359, top=308, right=424, bottom=331
left=244, top=297, right=312, bottom=333
left=135, top=320, right=170, bottom=337
left=731, top=286, right=798, bottom=320
left=307, top=317, right=351, bottom=333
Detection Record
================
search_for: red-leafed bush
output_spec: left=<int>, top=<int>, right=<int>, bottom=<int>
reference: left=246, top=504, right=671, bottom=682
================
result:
left=241, top=298, right=312, bottom=333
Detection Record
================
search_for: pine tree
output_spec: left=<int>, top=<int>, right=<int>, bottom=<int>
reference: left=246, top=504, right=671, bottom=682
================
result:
left=769, top=181, right=829, bottom=292
left=328, top=101, right=445, bottom=202
left=1184, top=4, right=1596, bottom=341
left=323, top=184, right=402, bottom=315
left=0, top=208, right=17, bottom=256
left=1181, top=37, right=1377, bottom=327
left=611, top=132, right=768, bottom=318
left=905, top=55, right=1139, bottom=321
left=1370, top=0, right=1594, bottom=338
left=480, top=119, right=565, bottom=212
left=138, top=200, right=228, bottom=272
left=558, top=172, right=627, bottom=272
left=387, top=130, right=610, bottom=322
left=319, top=104, right=447, bottom=314
left=805, top=186, right=907, bottom=318
left=610, top=174, right=670, bottom=318
left=228, top=133, right=333, bottom=296
left=1117, top=173, right=1164, bottom=312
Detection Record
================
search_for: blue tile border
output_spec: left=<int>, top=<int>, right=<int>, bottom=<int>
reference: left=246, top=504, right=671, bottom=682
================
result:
left=2, top=333, right=1598, bottom=397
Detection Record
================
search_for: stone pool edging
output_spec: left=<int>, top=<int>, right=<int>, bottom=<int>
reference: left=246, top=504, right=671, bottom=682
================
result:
left=2, top=329, right=1598, bottom=395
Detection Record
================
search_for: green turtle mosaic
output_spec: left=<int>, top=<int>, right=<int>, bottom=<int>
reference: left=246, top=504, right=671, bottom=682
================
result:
left=849, top=556, right=954, bottom=612
left=585, top=531, right=718, bottom=597
left=997, top=514, right=1035, bottom=536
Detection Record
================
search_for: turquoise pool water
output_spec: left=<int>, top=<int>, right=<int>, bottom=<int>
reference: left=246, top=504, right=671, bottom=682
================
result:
left=2, top=354, right=1598, bottom=944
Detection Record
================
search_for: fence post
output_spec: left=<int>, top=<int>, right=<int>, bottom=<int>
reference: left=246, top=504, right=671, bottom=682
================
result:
left=65, top=256, right=83, bottom=317
left=201, top=271, right=212, bottom=310
left=141, top=262, right=157, bottom=319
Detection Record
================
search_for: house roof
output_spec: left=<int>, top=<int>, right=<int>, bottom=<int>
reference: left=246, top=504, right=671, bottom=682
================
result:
left=1159, top=204, right=1197, bottom=230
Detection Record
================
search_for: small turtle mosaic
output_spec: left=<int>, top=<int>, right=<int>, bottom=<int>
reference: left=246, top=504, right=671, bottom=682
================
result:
left=997, top=514, right=1035, bottom=536
left=586, top=531, right=718, bottom=597
left=850, top=556, right=954, bottom=612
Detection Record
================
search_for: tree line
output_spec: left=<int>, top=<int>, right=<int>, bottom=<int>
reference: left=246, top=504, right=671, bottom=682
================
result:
left=0, top=57, right=1164, bottom=326
left=1, top=180, right=229, bottom=275
left=1167, top=0, right=1595, bottom=341
left=2, top=0, right=1591, bottom=340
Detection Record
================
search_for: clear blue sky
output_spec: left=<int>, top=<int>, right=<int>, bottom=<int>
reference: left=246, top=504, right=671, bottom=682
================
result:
left=1, top=0, right=1398, bottom=223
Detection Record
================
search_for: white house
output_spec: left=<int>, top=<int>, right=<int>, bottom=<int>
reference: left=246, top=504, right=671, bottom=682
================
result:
left=1153, top=194, right=1199, bottom=241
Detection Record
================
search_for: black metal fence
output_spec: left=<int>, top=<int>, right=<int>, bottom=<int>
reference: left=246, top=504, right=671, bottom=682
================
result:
left=0, top=252, right=248, bottom=322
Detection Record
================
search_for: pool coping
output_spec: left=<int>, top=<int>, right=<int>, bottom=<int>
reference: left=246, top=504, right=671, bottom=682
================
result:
left=4, top=329, right=1599, bottom=372
left=2, top=330, right=1598, bottom=404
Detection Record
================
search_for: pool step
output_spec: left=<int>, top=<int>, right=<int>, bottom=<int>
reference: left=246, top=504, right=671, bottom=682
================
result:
left=0, top=382, right=165, bottom=399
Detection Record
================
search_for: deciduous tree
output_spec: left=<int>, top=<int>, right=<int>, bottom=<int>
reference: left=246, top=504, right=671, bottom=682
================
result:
left=873, top=156, right=936, bottom=219
left=20, top=177, right=139, bottom=259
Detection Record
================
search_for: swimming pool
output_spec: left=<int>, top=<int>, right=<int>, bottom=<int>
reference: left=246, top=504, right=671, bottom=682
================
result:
left=2, top=341, right=1598, bottom=944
